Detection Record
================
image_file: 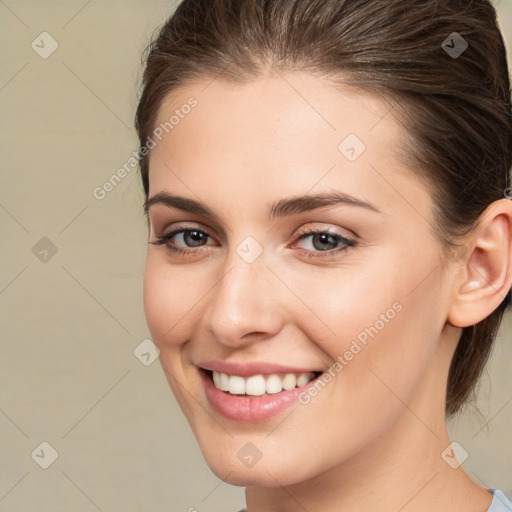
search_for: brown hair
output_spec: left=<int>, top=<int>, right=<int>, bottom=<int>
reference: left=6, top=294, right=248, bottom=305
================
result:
left=134, top=0, right=512, bottom=416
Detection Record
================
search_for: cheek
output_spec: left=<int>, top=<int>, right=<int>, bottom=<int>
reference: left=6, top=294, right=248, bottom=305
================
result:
left=143, top=255, right=206, bottom=417
left=142, top=254, right=203, bottom=347
left=287, top=258, right=407, bottom=350
left=290, top=251, right=444, bottom=409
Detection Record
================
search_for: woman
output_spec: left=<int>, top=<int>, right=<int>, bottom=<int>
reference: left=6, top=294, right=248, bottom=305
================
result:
left=135, top=0, right=512, bottom=510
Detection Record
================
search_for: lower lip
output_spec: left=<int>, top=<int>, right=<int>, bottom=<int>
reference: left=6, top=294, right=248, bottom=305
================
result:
left=200, top=369, right=321, bottom=422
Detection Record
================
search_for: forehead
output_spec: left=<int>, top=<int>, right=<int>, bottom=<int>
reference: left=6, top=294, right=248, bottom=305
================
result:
left=152, top=72, right=398, bottom=155
left=147, top=71, right=431, bottom=221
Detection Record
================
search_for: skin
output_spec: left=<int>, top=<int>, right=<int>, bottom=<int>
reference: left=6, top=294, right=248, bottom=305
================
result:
left=142, top=71, right=512, bottom=512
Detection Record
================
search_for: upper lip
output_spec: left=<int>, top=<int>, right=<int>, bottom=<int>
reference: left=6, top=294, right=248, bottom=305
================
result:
left=198, top=360, right=322, bottom=377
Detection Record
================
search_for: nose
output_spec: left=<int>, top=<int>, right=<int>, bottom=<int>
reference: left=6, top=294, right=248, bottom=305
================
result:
left=204, top=250, right=285, bottom=348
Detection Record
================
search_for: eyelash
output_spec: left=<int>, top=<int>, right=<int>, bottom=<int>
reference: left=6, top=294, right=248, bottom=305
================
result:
left=150, top=226, right=357, bottom=259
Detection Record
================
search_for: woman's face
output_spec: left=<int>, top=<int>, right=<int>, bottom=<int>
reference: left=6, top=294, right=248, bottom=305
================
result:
left=143, top=72, right=458, bottom=486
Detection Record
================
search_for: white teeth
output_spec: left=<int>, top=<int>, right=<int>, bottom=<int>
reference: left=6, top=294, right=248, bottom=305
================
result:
left=245, top=375, right=266, bottom=396
left=296, top=373, right=311, bottom=387
left=229, top=375, right=246, bottom=395
left=213, top=370, right=220, bottom=388
left=282, top=373, right=297, bottom=390
left=211, top=370, right=317, bottom=395
left=266, top=374, right=283, bottom=394
left=218, top=372, right=230, bottom=391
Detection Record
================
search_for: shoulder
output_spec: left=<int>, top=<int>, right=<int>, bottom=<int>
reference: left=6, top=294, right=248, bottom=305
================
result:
left=488, top=489, right=512, bottom=512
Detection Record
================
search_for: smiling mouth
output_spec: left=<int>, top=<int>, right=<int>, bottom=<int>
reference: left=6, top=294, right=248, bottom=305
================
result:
left=203, top=369, right=323, bottom=396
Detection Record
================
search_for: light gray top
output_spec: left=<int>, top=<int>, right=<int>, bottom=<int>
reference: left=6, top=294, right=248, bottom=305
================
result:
left=489, top=489, right=512, bottom=511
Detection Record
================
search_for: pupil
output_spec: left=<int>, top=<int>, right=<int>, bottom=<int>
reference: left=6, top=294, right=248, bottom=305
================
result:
left=187, top=231, right=206, bottom=246
left=314, top=233, right=335, bottom=251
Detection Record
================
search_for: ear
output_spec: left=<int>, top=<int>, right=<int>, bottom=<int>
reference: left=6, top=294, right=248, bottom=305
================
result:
left=448, top=198, right=512, bottom=328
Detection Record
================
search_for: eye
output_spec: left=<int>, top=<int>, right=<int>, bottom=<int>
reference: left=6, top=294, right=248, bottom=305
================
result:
left=149, top=227, right=215, bottom=256
left=292, top=227, right=357, bottom=259
left=149, top=225, right=357, bottom=259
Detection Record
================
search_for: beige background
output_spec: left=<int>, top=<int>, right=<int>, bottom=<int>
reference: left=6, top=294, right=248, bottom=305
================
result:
left=0, top=1, right=511, bottom=511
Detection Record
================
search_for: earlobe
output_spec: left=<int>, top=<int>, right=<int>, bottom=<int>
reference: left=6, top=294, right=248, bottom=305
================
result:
left=448, top=198, right=512, bottom=328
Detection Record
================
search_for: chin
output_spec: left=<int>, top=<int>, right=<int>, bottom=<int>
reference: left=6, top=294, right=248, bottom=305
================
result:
left=204, top=456, right=302, bottom=488
left=195, top=435, right=323, bottom=488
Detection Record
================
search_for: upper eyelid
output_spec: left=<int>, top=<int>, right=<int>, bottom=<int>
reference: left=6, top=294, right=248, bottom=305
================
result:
left=158, top=222, right=350, bottom=236
left=148, top=211, right=233, bottom=238
left=295, top=225, right=354, bottom=238
left=159, top=222, right=217, bottom=238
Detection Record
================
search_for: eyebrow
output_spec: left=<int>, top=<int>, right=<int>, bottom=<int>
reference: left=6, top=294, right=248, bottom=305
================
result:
left=144, top=190, right=381, bottom=219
